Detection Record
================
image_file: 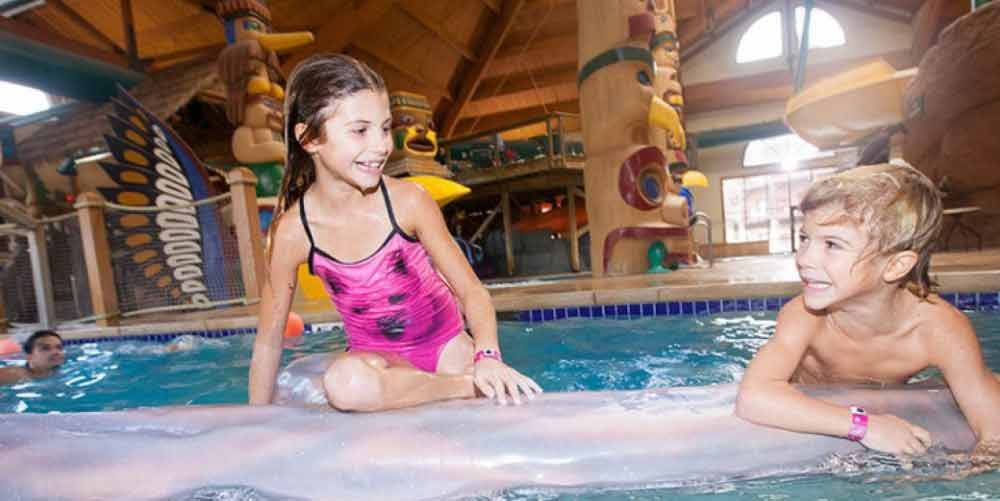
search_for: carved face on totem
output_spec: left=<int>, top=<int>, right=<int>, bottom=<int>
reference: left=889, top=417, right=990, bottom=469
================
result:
left=389, top=92, right=438, bottom=159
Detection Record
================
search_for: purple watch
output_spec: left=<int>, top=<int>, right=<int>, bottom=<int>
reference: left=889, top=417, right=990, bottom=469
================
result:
left=847, top=406, right=868, bottom=441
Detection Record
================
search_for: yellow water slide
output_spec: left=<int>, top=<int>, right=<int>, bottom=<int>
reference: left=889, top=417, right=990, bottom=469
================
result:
left=785, top=60, right=916, bottom=149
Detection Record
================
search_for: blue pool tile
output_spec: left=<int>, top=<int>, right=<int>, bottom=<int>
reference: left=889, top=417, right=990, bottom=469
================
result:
left=978, top=292, right=999, bottom=310
left=580, top=306, right=592, bottom=318
left=655, top=302, right=668, bottom=315
left=750, top=298, right=766, bottom=311
left=736, top=299, right=750, bottom=311
left=530, top=309, right=543, bottom=322
left=629, top=304, right=641, bottom=316
left=567, top=307, right=579, bottom=318
left=694, top=301, right=709, bottom=315
left=941, top=293, right=958, bottom=306
left=722, top=299, right=737, bottom=312
left=669, top=302, right=681, bottom=315
left=641, top=303, right=654, bottom=316
left=555, top=308, right=567, bottom=320
left=542, top=309, right=555, bottom=321
left=957, top=293, right=977, bottom=310
left=592, top=305, right=605, bottom=318
left=766, top=297, right=781, bottom=311
left=708, top=300, right=722, bottom=314
left=780, top=296, right=792, bottom=307
left=518, top=311, right=530, bottom=322
left=681, top=302, right=694, bottom=315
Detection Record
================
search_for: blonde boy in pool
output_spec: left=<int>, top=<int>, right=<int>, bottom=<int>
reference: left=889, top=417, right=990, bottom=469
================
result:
left=736, top=164, right=1000, bottom=457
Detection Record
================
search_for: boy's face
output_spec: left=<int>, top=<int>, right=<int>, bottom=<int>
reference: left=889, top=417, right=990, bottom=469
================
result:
left=795, top=209, right=888, bottom=311
left=26, top=335, right=65, bottom=372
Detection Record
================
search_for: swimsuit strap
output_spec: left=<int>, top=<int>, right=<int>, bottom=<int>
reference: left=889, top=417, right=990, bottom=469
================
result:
left=378, top=178, right=403, bottom=235
left=299, top=196, right=317, bottom=274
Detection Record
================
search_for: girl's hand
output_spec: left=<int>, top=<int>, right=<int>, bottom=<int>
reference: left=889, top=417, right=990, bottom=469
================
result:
left=473, top=358, right=543, bottom=405
left=860, top=414, right=933, bottom=456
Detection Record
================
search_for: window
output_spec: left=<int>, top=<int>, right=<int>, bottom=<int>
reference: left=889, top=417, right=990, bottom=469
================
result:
left=0, top=81, right=50, bottom=116
left=743, top=133, right=834, bottom=169
left=737, top=6, right=845, bottom=64
left=723, top=167, right=838, bottom=252
left=736, top=11, right=783, bottom=63
left=795, top=7, right=846, bottom=49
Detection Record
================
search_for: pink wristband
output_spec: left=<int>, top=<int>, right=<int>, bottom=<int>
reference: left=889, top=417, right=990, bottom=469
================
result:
left=474, top=348, right=502, bottom=364
left=847, top=406, right=868, bottom=441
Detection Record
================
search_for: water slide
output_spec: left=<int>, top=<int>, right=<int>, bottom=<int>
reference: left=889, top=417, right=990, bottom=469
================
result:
left=0, top=361, right=975, bottom=499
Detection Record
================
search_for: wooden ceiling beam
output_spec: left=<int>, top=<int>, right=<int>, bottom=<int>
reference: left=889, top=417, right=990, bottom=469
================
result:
left=281, top=0, right=397, bottom=74
left=454, top=99, right=579, bottom=137
left=348, top=46, right=453, bottom=102
left=816, top=0, right=913, bottom=24
left=0, top=15, right=132, bottom=69
left=397, top=3, right=477, bottom=61
left=47, top=0, right=126, bottom=54
left=684, top=48, right=912, bottom=113
left=473, top=63, right=576, bottom=101
left=178, top=0, right=217, bottom=16
left=682, top=0, right=773, bottom=62
left=150, top=42, right=227, bottom=65
left=440, top=0, right=526, bottom=137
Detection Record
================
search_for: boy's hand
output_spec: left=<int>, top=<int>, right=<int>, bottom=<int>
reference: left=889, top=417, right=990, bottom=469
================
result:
left=861, top=414, right=933, bottom=455
left=473, top=359, right=543, bottom=406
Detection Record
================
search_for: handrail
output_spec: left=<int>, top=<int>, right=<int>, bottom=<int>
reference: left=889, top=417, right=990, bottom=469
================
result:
left=691, top=211, right=714, bottom=267
left=440, top=112, right=581, bottom=147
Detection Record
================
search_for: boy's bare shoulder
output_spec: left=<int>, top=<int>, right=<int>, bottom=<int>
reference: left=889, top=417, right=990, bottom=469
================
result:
left=774, top=295, right=824, bottom=339
left=913, top=294, right=975, bottom=339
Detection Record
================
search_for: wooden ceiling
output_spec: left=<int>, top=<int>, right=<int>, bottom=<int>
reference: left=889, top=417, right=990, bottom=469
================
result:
left=2, top=0, right=962, bottom=139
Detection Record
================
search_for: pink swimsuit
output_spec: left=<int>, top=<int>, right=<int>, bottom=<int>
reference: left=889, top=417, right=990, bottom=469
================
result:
left=301, top=179, right=466, bottom=372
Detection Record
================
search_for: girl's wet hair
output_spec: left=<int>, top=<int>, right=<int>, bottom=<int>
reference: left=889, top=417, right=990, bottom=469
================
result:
left=267, top=53, right=386, bottom=260
left=799, top=163, right=943, bottom=298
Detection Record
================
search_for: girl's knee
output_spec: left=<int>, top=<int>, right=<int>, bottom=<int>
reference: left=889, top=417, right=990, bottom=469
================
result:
left=323, top=356, right=384, bottom=411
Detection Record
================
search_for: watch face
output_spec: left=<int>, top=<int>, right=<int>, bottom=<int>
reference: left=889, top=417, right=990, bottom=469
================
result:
left=851, top=406, right=867, bottom=415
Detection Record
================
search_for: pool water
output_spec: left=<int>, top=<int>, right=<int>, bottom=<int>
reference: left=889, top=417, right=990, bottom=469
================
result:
left=1, top=311, right=998, bottom=499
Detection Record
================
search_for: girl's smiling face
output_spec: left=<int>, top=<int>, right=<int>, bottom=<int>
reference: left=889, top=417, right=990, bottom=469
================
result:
left=299, top=89, right=393, bottom=191
left=795, top=209, right=888, bottom=311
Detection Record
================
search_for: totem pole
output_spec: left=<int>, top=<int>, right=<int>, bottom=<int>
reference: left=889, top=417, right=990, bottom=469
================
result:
left=216, top=0, right=312, bottom=196
left=649, top=0, right=688, bottom=172
left=389, top=91, right=439, bottom=161
left=576, top=0, right=691, bottom=276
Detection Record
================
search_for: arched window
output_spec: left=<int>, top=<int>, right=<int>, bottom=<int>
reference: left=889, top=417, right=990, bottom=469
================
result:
left=795, top=7, right=846, bottom=49
left=743, top=134, right=833, bottom=170
left=736, top=11, right=783, bottom=63
left=0, top=81, right=50, bottom=116
left=736, top=6, right=846, bottom=64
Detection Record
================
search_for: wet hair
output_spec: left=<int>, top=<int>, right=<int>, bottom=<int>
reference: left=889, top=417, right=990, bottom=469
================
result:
left=799, top=163, right=943, bottom=298
left=267, top=53, right=386, bottom=261
left=23, top=330, right=63, bottom=354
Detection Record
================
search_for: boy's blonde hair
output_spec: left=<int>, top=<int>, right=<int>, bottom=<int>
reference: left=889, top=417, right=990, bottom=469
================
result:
left=799, top=163, right=943, bottom=298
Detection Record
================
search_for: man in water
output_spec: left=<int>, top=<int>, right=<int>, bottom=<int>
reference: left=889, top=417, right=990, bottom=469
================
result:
left=0, top=330, right=65, bottom=385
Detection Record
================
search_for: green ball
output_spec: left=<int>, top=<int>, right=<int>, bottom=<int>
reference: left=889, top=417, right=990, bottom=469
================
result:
left=647, top=241, right=669, bottom=273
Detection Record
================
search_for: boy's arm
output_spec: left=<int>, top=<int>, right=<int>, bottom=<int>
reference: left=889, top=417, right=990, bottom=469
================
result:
left=928, top=309, right=1000, bottom=448
left=736, top=297, right=932, bottom=455
left=0, top=366, right=27, bottom=385
left=736, top=297, right=854, bottom=436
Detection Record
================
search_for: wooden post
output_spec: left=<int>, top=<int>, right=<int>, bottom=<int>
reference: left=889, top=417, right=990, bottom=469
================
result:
left=567, top=185, right=580, bottom=272
left=25, top=226, right=56, bottom=328
left=74, top=192, right=119, bottom=326
left=227, top=167, right=266, bottom=301
left=501, top=187, right=514, bottom=276
left=0, top=290, right=7, bottom=334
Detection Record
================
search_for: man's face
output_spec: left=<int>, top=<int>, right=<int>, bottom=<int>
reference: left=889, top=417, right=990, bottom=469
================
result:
left=27, top=336, right=65, bottom=372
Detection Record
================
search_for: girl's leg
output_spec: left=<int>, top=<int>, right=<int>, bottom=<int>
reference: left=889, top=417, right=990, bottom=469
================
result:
left=322, top=339, right=474, bottom=412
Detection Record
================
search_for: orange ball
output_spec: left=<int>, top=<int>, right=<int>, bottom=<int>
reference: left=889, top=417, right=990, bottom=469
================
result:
left=284, top=311, right=305, bottom=338
left=0, top=337, right=21, bottom=355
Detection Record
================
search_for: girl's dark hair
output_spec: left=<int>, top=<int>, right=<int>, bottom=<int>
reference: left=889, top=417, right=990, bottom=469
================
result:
left=267, top=53, right=386, bottom=260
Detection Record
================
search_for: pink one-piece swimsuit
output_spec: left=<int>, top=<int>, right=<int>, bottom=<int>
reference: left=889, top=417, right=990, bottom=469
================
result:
left=300, top=179, right=466, bottom=372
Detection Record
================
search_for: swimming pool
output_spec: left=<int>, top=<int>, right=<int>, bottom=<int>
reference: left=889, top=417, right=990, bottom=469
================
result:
left=1, top=308, right=998, bottom=499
